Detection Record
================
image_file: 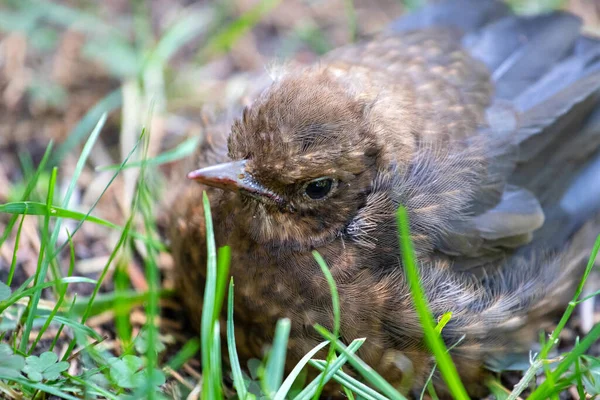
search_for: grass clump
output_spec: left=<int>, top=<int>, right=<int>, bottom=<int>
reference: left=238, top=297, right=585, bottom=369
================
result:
left=0, top=116, right=599, bottom=398
left=0, top=0, right=599, bottom=399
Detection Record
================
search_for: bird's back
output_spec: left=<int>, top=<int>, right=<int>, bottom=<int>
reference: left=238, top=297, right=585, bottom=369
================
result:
left=167, top=1, right=600, bottom=396
left=384, top=0, right=600, bottom=260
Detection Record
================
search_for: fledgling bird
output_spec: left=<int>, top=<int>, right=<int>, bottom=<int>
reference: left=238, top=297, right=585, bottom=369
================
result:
left=167, top=0, right=600, bottom=396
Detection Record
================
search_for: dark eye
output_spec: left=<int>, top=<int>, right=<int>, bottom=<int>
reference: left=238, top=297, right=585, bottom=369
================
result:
left=304, top=178, right=336, bottom=200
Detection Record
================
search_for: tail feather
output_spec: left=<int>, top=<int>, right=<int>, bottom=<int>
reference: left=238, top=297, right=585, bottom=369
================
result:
left=394, top=3, right=600, bottom=359
left=514, top=45, right=600, bottom=112
left=464, top=13, right=582, bottom=99
left=391, top=0, right=600, bottom=248
left=576, top=35, right=600, bottom=54
left=463, top=4, right=600, bottom=246
left=514, top=71, right=600, bottom=161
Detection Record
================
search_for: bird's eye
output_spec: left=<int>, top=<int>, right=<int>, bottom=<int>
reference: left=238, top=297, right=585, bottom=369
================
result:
left=303, top=178, right=336, bottom=200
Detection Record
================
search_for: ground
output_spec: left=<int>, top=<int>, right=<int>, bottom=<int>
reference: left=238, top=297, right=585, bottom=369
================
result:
left=0, top=0, right=599, bottom=399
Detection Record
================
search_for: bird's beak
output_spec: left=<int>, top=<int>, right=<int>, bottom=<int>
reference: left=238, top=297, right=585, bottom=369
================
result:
left=187, top=160, right=282, bottom=203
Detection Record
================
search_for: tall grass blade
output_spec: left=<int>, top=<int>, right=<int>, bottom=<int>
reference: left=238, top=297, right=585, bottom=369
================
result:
left=311, top=250, right=341, bottom=398
left=201, top=0, right=281, bottom=58
left=396, top=206, right=469, bottom=399
left=52, top=89, right=122, bottom=165
left=227, top=279, right=248, bottom=400
left=308, top=359, right=389, bottom=400
left=20, top=167, right=57, bottom=353
left=294, top=338, right=364, bottom=400
left=146, top=11, right=211, bottom=68
left=314, top=325, right=407, bottom=400
left=0, top=377, right=81, bottom=400
left=0, top=201, right=163, bottom=249
left=274, top=341, right=329, bottom=400
left=214, top=246, right=231, bottom=322
left=96, top=137, right=200, bottom=171
left=211, top=322, right=224, bottom=399
left=263, top=318, right=291, bottom=397
left=6, top=214, right=26, bottom=286
left=167, top=338, right=200, bottom=371
left=0, top=277, right=97, bottom=312
left=201, top=191, right=219, bottom=399
left=539, top=234, right=600, bottom=360
left=0, top=141, right=53, bottom=250
left=529, top=322, right=600, bottom=399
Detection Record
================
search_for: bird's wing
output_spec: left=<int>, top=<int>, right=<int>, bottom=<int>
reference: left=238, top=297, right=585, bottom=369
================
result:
left=388, top=0, right=600, bottom=263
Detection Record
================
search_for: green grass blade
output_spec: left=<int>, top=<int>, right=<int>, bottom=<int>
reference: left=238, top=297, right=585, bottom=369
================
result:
left=311, top=250, right=341, bottom=399
left=146, top=11, right=210, bottom=68
left=0, top=277, right=97, bottom=312
left=49, top=112, right=106, bottom=294
left=31, top=0, right=127, bottom=38
left=574, top=337, right=586, bottom=400
left=0, top=141, right=53, bottom=250
left=95, top=137, right=200, bottom=171
left=20, top=167, right=57, bottom=353
left=528, top=322, right=600, bottom=400
left=64, top=373, right=119, bottom=400
left=201, top=0, right=281, bottom=58
left=52, top=128, right=164, bottom=254
left=227, top=278, right=248, bottom=400
left=294, top=338, right=365, bottom=400
left=41, top=314, right=104, bottom=342
left=61, top=112, right=106, bottom=209
left=0, top=201, right=119, bottom=228
left=51, top=88, right=122, bottom=165
left=135, top=120, right=164, bottom=400
left=487, top=380, right=510, bottom=400
left=539, top=233, right=600, bottom=360
left=9, top=276, right=35, bottom=301
left=344, top=0, right=357, bottom=42
left=28, top=238, right=74, bottom=351
left=435, top=312, right=452, bottom=334
left=308, top=359, right=389, bottom=400
left=6, top=214, right=25, bottom=286
left=0, top=201, right=163, bottom=250
left=314, top=325, right=407, bottom=400
left=69, top=289, right=173, bottom=317
left=263, top=318, right=292, bottom=397
left=422, top=364, right=440, bottom=400
left=211, top=322, right=224, bottom=399
left=396, top=206, right=469, bottom=399
left=274, top=341, right=330, bottom=400
left=575, top=288, right=600, bottom=304
left=514, top=234, right=600, bottom=398
left=113, top=253, right=134, bottom=350
left=214, top=246, right=231, bottom=323
left=201, top=191, right=219, bottom=399
left=49, top=294, right=77, bottom=353
left=0, top=377, right=81, bottom=400
left=76, top=218, right=133, bottom=327
left=166, top=338, right=200, bottom=371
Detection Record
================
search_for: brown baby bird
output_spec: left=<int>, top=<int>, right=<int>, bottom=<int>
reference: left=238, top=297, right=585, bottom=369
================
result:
left=168, top=0, right=600, bottom=396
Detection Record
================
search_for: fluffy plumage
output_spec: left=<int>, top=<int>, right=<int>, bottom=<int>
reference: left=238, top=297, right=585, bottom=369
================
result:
left=167, top=0, right=600, bottom=396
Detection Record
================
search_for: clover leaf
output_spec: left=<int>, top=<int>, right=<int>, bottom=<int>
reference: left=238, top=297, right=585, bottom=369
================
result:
left=23, top=351, right=69, bottom=381
left=134, top=328, right=166, bottom=355
left=0, top=344, right=25, bottom=379
left=108, top=355, right=165, bottom=390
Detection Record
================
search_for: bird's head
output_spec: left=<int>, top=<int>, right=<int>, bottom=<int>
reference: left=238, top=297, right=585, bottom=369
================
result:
left=187, top=69, right=410, bottom=250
